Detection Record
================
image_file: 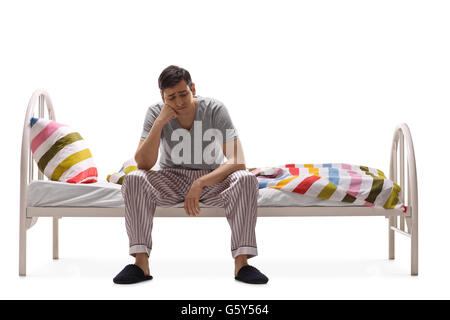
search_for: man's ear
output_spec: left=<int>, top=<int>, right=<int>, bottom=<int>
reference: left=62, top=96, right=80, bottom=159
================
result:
left=190, top=83, right=196, bottom=96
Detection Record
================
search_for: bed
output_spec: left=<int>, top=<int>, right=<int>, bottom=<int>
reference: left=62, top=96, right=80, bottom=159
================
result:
left=19, top=90, right=419, bottom=276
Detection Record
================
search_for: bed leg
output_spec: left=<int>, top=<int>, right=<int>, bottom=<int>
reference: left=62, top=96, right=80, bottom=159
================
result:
left=388, top=216, right=396, bottom=260
left=53, top=218, right=59, bottom=260
left=411, top=219, right=418, bottom=276
left=19, top=216, right=27, bottom=276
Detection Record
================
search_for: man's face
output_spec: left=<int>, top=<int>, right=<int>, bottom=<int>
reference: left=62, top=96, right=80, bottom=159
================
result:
left=162, top=80, right=196, bottom=115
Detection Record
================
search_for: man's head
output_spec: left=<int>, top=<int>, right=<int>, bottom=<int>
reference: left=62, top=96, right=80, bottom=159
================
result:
left=158, top=65, right=196, bottom=114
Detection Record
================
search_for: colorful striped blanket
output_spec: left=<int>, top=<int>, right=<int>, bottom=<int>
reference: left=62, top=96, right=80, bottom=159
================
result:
left=107, top=158, right=139, bottom=184
left=249, top=163, right=404, bottom=210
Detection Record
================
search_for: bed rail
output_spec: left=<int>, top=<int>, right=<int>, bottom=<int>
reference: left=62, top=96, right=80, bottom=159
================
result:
left=388, top=123, right=418, bottom=275
left=19, top=90, right=56, bottom=275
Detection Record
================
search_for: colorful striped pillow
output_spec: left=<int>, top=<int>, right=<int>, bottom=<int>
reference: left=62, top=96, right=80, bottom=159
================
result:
left=30, top=118, right=98, bottom=183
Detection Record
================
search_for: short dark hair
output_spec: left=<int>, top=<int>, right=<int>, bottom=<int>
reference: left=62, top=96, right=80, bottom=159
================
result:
left=158, top=65, right=192, bottom=94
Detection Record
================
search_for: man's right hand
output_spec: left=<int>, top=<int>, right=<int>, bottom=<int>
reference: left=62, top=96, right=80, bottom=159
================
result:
left=156, top=103, right=178, bottom=126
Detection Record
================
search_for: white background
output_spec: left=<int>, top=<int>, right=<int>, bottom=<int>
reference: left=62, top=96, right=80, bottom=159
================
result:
left=1, top=0, right=449, bottom=299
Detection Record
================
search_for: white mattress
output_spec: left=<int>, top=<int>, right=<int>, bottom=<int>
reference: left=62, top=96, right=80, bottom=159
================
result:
left=27, top=180, right=364, bottom=208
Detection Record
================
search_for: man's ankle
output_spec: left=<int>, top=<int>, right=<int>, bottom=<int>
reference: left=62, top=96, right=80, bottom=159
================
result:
left=234, top=255, right=249, bottom=275
left=135, top=253, right=150, bottom=275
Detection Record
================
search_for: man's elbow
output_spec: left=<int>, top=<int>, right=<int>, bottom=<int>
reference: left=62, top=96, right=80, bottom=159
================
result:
left=229, top=161, right=246, bottom=171
left=136, top=163, right=153, bottom=171
left=135, top=154, right=154, bottom=171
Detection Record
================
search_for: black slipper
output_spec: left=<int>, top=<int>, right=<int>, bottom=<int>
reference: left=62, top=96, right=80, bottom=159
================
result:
left=235, top=265, right=269, bottom=284
left=113, top=264, right=153, bottom=284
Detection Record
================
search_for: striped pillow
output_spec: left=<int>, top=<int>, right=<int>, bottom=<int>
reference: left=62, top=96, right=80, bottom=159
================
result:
left=30, top=117, right=98, bottom=183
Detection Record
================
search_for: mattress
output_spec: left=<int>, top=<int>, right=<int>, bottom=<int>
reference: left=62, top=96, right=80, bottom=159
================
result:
left=28, top=180, right=366, bottom=208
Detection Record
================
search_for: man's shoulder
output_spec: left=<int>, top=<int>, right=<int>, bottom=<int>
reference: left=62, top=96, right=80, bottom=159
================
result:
left=199, top=96, right=227, bottom=111
left=145, top=101, right=164, bottom=117
left=148, top=101, right=164, bottom=111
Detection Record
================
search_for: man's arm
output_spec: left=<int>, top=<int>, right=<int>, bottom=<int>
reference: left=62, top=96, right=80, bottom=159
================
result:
left=135, top=104, right=178, bottom=170
left=196, top=138, right=246, bottom=188
left=183, top=138, right=247, bottom=216
left=134, top=120, right=164, bottom=170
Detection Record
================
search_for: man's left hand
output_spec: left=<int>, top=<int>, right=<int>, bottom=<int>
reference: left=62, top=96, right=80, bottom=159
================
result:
left=184, top=180, right=204, bottom=216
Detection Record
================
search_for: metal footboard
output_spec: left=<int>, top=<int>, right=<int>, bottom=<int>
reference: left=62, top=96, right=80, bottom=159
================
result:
left=388, top=123, right=419, bottom=275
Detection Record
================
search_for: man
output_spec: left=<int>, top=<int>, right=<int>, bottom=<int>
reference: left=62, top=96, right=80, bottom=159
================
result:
left=113, top=65, right=268, bottom=285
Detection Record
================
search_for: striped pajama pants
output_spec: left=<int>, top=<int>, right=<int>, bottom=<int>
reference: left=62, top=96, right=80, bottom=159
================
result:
left=121, top=168, right=259, bottom=259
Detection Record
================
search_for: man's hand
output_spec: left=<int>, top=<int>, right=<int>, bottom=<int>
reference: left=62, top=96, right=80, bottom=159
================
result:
left=156, top=103, right=178, bottom=126
left=184, top=180, right=204, bottom=216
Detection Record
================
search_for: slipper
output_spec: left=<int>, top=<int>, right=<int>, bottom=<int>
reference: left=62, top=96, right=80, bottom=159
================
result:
left=235, top=265, right=269, bottom=284
left=113, top=264, right=153, bottom=284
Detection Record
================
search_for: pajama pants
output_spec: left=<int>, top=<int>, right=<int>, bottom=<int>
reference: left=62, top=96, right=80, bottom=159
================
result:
left=121, top=168, right=259, bottom=259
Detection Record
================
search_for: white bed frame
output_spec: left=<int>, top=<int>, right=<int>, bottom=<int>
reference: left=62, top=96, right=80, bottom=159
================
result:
left=19, top=90, right=419, bottom=277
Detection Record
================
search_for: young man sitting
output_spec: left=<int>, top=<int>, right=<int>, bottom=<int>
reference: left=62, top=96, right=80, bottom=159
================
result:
left=113, top=65, right=268, bottom=285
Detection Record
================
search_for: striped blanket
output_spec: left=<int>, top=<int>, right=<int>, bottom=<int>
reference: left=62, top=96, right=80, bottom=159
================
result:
left=107, top=158, right=139, bottom=184
left=249, top=163, right=403, bottom=210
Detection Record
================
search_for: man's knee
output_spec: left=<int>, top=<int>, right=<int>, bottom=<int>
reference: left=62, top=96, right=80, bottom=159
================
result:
left=234, top=170, right=259, bottom=190
left=122, top=169, right=149, bottom=189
